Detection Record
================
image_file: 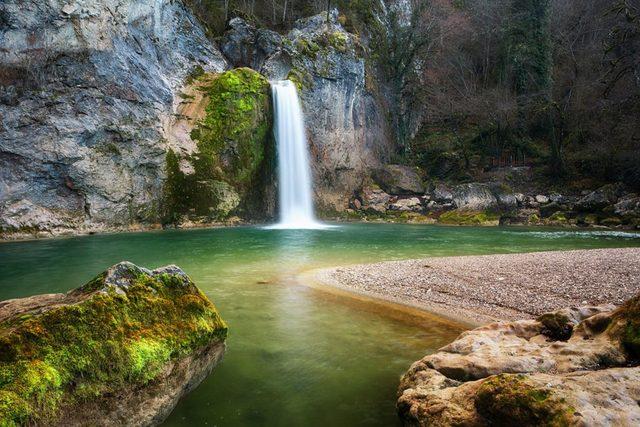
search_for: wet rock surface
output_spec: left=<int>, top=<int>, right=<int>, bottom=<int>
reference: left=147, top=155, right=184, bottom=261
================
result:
left=398, top=294, right=640, bottom=426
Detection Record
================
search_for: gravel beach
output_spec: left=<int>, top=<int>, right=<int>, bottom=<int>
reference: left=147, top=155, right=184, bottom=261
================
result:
left=313, top=248, right=640, bottom=325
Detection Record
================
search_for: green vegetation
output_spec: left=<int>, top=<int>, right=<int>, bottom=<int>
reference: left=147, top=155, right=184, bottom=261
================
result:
left=538, top=312, right=573, bottom=341
left=163, top=68, right=273, bottom=223
left=0, top=264, right=227, bottom=426
left=438, top=210, right=501, bottom=226
left=607, top=293, right=640, bottom=359
left=502, top=0, right=552, bottom=96
left=475, top=374, right=575, bottom=426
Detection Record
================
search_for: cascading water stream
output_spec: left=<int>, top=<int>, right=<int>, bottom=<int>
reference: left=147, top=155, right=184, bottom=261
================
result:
left=268, top=80, right=327, bottom=229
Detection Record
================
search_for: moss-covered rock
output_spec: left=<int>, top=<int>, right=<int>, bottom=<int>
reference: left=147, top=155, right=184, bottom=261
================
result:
left=163, top=68, right=274, bottom=224
left=0, top=262, right=227, bottom=426
left=538, top=311, right=574, bottom=341
left=475, top=374, right=574, bottom=426
left=438, top=210, right=500, bottom=226
left=607, top=294, right=640, bottom=359
left=398, top=298, right=640, bottom=426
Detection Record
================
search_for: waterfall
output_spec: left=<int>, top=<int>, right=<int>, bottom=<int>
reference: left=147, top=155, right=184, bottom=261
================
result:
left=269, top=80, right=325, bottom=229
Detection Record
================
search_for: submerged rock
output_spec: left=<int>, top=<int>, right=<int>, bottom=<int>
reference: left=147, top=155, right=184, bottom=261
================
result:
left=0, top=262, right=227, bottom=426
left=397, top=294, right=640, bottom=426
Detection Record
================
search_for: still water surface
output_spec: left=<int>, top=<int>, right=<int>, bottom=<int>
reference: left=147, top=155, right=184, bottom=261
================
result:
left=1, top=224, right=639, bottom=426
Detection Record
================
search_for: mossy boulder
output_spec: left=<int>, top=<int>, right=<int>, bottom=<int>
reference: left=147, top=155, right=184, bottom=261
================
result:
left=475, top=374, right=574, bottom=426
left=0, top=262, right=227, bottom=426
left=163, top=67, right=274, bottom=224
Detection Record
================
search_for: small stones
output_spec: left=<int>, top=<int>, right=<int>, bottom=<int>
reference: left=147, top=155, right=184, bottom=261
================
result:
left=535, top=195, right=550, bottom=204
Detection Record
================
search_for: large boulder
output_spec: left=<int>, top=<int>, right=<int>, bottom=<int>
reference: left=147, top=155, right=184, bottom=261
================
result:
left=0, top=262, right=227, bottom=426
left=614, top=194, right=640, bottom=217
left=452, top=183, right=498, bottom=211
left=430, top=183, right=454, bottom=203
left=0, top=0, right=227, bottom=237
left=220, top=17, right=282, bottom=71
left=575, top=183, right=624, bottom=211
left=359, top=185, right=391, bottom=214
left=397, top=295, right=640, bottom=426
left=389, top=197, right=423, bottom=213
left=372, top=165, right=425, bottom=195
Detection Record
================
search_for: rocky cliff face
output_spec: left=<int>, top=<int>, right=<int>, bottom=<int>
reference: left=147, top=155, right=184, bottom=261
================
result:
left=0, top=0, right=227, bottom=237
left=1, top=2, right=397, bottom=237
left=221, top=11, right=394, bottom=212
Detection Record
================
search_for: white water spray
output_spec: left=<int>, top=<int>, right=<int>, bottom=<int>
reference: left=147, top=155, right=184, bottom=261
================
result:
left=269, top=80, right=326, bottom=229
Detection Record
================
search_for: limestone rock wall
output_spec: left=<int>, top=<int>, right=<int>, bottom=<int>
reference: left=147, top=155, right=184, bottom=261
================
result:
left=222, top=11, right=394, bottom=213
left=0, top=0, right=227, bottom=237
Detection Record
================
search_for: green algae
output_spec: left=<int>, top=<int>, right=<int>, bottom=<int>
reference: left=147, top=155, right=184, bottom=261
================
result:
left=163, top=68, right=273, bottom=223
left=475, top=374, right=575, bottom=426
left=0, top=265, right=227, bottom=426
left=438, top=210, right=500, bottom=225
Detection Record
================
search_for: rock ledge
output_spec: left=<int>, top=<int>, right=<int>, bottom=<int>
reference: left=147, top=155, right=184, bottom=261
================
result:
left=398, top=294, right=640, bottom=425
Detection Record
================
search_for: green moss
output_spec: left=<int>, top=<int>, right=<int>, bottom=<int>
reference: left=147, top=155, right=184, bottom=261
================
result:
left=287, top=67, right=313, bottom=91
left=538, top=312, right=573, bottom=341
left=438, top=210, right=500, bottom=225
left=548, top=212, right=568, bottom=223
left=607, top=293, right=640, bottom=359
left=0, top=265, right=227, bottom=426
left=296, top=38, right=321, bottom=58
left=163, top=68, right=273, bottom=223
left=475, top=374, right=575, bottom=426
left=0, top=390, right=30, bottom=426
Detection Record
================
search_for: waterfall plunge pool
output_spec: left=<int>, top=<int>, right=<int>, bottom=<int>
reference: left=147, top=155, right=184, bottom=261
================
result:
left=1, top=223, right=640, bottom=425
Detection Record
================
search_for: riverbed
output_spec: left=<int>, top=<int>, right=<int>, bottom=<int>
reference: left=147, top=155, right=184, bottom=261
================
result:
left=1, top=224, right=639, bottom=425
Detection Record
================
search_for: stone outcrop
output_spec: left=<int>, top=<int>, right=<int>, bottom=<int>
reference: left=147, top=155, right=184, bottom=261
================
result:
left=163, top=68, right=276, bottom=224
left=398, top=294, right=640, bottom=426
left=451, top=183, right=498, bottom=211
left=575, top=183, right=624, bottom=211
left=373, top=165, right=425, bottom=195
left=286, top=12, right=393, bottom=211
left=221, top=17, right=282, bottom=71
left=0, top=261, right=227, bottom=426
left=220, top=11, right=394, bottom=212
left=342, top=176, right=639, bottom=228
left=0, top=0, right=227, bottom=238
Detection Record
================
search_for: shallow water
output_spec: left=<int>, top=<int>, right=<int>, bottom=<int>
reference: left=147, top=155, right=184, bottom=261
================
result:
left=1, top=223, right=639, bottom=426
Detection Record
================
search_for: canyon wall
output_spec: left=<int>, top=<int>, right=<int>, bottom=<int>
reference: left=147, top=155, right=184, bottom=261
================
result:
left=0, top=0, right=227, bottom=236
left=0, top=2, right=394, bottom=237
